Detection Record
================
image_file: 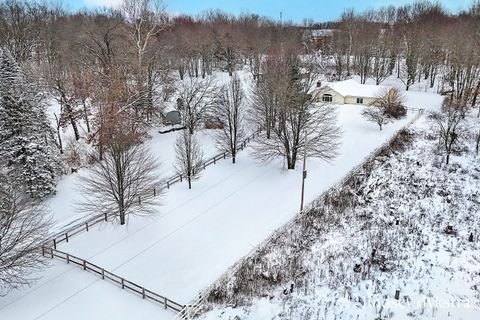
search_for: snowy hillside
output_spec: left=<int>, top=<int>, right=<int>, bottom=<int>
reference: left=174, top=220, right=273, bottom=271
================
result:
left=201, top=114, right=480, bottom=320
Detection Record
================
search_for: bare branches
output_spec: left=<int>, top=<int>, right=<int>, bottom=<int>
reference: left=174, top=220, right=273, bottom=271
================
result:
left=175, top=130, right=204, bottom=189
left=177, top=76, right=217, bottom=134
left=362, top=104, right=390, bottom=131
left=363, top=88, right=407, bottom=130
left=77, top=143, right=162, bottom=225
left=251, top=51, right=341, bottom=169
left=429, top=97, right=465, bottom=164
left=0, top=175, right=50, bottom=295
left=213, top=73, right=246, bottom=163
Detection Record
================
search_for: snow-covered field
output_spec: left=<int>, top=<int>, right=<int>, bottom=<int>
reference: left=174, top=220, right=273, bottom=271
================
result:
left=44, top=126, right=220, bottom=233
left=0, top=261, right=173, bottom=320
left=0, top=101, right=433, bottom=320
left=1, top=69, right=450, bottom=320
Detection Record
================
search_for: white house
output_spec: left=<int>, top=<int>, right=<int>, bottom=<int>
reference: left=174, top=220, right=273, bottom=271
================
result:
left=313, top=79, right=390, bottom=105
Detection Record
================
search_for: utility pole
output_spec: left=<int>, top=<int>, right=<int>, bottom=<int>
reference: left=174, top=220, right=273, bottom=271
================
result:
left=300, top=129, right=307, bottom=212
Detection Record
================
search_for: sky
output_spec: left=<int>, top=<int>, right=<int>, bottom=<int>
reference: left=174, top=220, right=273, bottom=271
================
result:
left=65, top=0, right=470, bottom=23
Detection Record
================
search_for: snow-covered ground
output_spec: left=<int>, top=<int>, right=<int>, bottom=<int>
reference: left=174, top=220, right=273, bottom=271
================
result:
left=201, top=114, right=480, bottom=320
left=42, top=69, right=256, bottom=232
left=43, top=128, right=220, bottom=233
left=0, top=102, right=433, bottom=320
left=0, top=260, right=173, bottom=320
left=1, top=69, right=448, bottom=320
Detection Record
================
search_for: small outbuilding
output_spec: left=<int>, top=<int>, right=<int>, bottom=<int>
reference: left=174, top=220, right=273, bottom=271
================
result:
left=165, top=110, right=182, bottom=125
left=312, top=79, right=390, bottom=105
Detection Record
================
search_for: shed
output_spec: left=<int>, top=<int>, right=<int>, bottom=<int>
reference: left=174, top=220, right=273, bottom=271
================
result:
left=165, top=110, right=182, bottom=125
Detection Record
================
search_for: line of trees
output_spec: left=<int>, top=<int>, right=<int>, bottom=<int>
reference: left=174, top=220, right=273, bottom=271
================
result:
left=322, top=1, right=480, bottom=99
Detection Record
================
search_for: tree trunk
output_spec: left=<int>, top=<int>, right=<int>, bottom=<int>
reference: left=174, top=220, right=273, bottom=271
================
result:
left=119, top=207, right=125, bottom=225
left=476, top=131, right=480, bottom=155
left=472, top=80, right=480, bottom=109
left=82, top=100, right=91, bottom=133
left=188, top=176, right=192, bottom=189
left=65, top=104, right=80, bottom=141
left=286, top=154, right=296, bottom=170
left=57, top=129, right=63, bottom=154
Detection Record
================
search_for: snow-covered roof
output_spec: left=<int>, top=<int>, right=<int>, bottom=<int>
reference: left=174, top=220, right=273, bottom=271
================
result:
left=324, top=79, right=390, bottom=98
left=310, top=29, right=336, bottom=38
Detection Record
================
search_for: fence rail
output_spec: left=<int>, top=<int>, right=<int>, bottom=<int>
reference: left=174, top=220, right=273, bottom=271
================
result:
left=43, top=127, right=262, bottom=249
left=42, top=247, right=184, bottom=313
left=172, top=295, right=205, bottom=320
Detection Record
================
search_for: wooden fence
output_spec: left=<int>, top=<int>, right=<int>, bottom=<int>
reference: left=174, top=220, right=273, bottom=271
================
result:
left=172, top=295, right=205, bottom=320
left=42, top=246, right=184, bottom=313
left=43, top=127, right=263, bottom=249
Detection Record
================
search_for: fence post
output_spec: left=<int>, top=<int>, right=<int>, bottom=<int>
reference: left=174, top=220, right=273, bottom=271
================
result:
left=223, top=153, right=226, bottom=159
left=53, top=239, right=57, bottom=249
left=101, top=268, right=105, bottom=279
left=41, top=246, right=45, bottom=257
left=65, top=233, right=69, bottom=243
left=50, top=248, right=54, bottom=259
left=121, top=278, right=124, bottom=289
left=214, top=157, right=216, bottom=164
left=82, top=260, right=86, bottom=270
left=153, top=188, right=156, bottom=197
left=167, top=181, right=170, bottom=189
left=66, top=254, right=70, bottom=264
left=86, top=222, right=89, bottom=232
left=180, top=174, right=182, bottom=182
left=164, top=297, right=167, bottom=309
left=104, top=213, right=108, bottom=221
left=138, top=196, right=141, bottom=205
left=142, top=287, right=145, bottom=299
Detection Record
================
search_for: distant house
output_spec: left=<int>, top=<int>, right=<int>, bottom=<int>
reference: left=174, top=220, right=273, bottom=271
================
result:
left=304, top=29, right=336, bottom=50
left=312, top=79, right=390, bottom=105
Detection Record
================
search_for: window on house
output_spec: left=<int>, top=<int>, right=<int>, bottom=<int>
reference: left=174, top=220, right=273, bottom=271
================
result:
left=322, top=94, right=333, bottom=102
left=356, top=97, right=364, bottom=104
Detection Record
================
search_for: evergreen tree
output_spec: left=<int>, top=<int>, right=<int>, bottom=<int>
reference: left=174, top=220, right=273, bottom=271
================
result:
left=0, top=49, right=60, bottom=198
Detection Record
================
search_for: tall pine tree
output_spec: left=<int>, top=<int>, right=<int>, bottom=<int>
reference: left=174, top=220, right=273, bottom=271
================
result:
left=0, top=49, right=60, bottom=198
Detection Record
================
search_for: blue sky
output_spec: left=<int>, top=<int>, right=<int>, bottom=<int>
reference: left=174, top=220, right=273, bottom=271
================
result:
left=64, top=0, right=469, bottom=22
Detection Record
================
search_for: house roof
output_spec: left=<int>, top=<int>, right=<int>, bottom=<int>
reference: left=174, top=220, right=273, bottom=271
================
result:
left=323, top=79, right=390, bottom=98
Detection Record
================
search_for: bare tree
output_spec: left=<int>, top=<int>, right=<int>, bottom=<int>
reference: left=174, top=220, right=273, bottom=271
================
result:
left=362, top=104, right=390, bottom=131
left=251, top=51, right=341, bottom=169
left=363, top=88, right=406, bottom=130
left=374, top=87, right=407, bottom=119
left=213, top=73, right=246, bottom=163
left=0, top=174, right=50, bottom=295
left=175, top=130, right=203, bottom=189
left=430, top=98, right=465, bottom=164
left=51, top=76, right=81, bottom=141
left=78, top=141, right=162, bottom=225
left=122, top=0, right=169, bottom=117
left=177, top=76, right=216, bottom=134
